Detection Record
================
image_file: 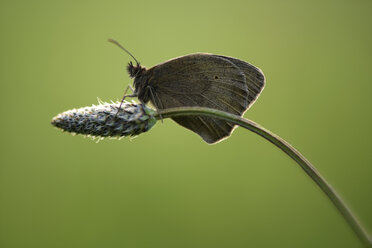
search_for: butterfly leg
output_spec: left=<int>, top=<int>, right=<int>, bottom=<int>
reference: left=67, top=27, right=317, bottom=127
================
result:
left=138, top=100, right=149, bottom=117
left=147, top=86, right=163, bottom=122
left=115, top=85, right=137, bottom=118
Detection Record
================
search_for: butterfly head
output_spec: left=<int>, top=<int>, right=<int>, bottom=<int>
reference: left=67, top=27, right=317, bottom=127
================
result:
left=127, top=61, right=145, bottom=78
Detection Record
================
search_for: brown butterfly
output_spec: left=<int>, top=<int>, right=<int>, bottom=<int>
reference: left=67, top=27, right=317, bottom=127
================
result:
left=109, top=39, right=265, bottom=144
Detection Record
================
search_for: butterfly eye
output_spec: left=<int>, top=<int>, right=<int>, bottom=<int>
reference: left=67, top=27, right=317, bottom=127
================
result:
left=127, top=62, right=136, bottom=78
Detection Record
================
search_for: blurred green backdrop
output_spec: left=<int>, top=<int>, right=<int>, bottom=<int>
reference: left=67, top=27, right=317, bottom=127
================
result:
left=0, top=0, right=371, bottom=247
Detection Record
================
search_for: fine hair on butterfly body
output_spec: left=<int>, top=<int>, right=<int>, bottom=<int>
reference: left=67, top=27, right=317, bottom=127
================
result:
left=109, top=39, right=265, bottom=144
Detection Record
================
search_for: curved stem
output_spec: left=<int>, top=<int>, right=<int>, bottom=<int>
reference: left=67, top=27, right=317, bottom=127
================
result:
left=156, top=107, right=372, bottom=248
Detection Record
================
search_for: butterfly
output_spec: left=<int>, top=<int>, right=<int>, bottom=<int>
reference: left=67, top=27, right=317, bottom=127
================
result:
left=109, top=39, right=265, bottom=144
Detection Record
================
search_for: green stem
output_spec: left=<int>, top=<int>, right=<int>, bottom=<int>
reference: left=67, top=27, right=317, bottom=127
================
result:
left=156, top=107, right=372, bottom=248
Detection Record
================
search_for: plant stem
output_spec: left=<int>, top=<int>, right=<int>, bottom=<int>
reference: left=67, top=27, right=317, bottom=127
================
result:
left=156, top=107, right=372, bottom=248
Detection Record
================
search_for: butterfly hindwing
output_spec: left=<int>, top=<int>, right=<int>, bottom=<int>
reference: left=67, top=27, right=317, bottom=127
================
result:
left=214, top=55, right=265, bottom=107
left=145, top=53, right=263, bottom=143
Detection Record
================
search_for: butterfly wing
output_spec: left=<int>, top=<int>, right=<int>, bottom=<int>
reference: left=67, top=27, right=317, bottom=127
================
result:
left=146, top=53, right=263, bottom=144
left=215, top=55, right=265, bottom=108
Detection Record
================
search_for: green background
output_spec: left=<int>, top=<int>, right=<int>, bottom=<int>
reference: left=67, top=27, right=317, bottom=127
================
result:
left=1, top=0, right=371, bottom=247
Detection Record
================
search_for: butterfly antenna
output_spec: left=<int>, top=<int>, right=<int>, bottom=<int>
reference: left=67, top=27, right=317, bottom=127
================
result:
left=108, top=39, right=140, bottom=65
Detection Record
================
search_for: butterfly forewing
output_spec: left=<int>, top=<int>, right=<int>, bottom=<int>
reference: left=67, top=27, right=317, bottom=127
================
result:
left=146, top=54, right=252, bottom=143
